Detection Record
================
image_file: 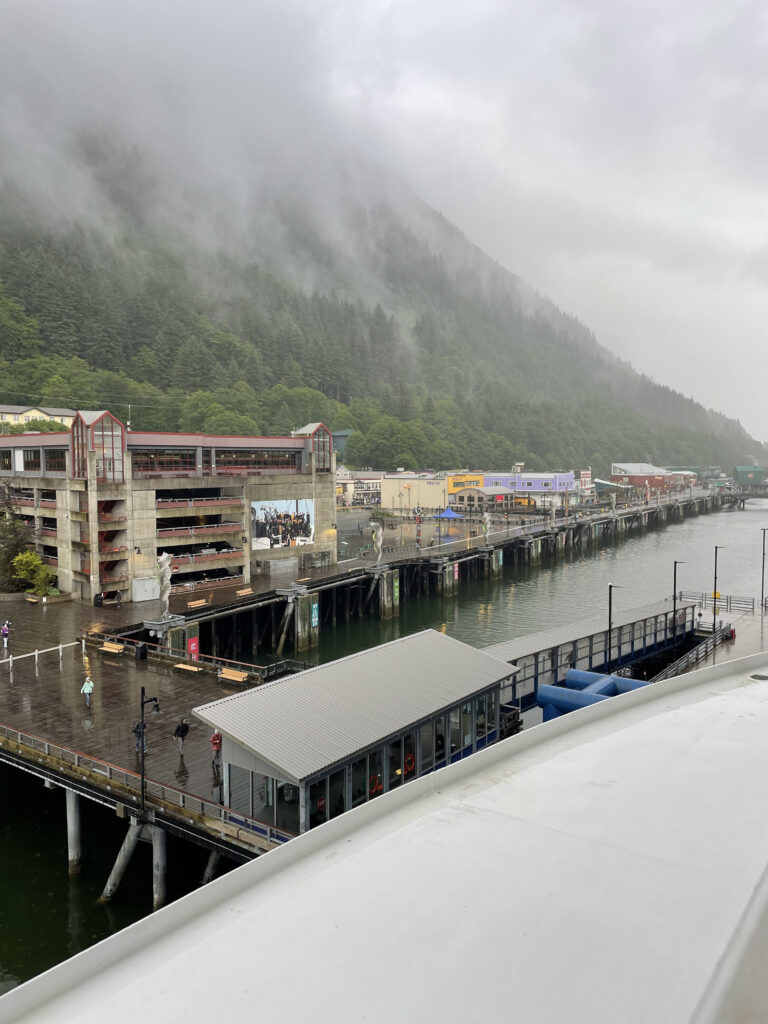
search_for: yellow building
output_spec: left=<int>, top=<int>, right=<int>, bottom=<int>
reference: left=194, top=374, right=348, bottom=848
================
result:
left=0, top=405, right=77, bottom=427
left=446, top=472, right=484, bottom=494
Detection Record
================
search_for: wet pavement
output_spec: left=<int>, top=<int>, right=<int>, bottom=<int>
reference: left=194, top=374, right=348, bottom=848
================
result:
left=0, top=596, right=234, bottom=809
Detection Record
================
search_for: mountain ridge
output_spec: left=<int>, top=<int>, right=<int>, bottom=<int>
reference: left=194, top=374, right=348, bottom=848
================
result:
left=0, top=135, right=762, bottom=475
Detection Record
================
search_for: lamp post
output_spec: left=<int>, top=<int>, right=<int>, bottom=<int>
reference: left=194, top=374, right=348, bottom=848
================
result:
left=607, top=583, right=622, bottom=671
left=761, top=529, right=768, bottom=614
left=672, top=560, right=685, bottom=661
left=713, top=546, right=724, bottom=636
left=139, top=685, right=160, bottom=814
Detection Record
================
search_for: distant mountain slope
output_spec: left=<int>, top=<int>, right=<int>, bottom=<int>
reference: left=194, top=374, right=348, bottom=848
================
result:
left=0, top=135, right=762, bottom=475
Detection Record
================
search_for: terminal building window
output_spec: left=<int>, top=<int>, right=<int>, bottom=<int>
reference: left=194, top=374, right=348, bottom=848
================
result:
left=351, top=756, right=368, bottom=807
left=44, top=449, right=66, bottom=474
left=23, top=449, right=41, bottom=473
left=214, top=449, right=300, bottom=473
left=0, top=451, right=11, bottom=472
left=311, top=426, right=332, bottom=472
left=92, top=415, right=124, bottom=483
left=132, top=449, right=197, bottom=474
left=388, top=737, right=403, bottom=789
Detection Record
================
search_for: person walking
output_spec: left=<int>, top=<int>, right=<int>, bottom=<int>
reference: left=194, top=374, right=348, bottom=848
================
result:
left=210, top=729, right=222, bottom=772
left=80, top=674, right=94, bottom=708
left=1, top=621, right=9, bottom=648
left=173, top=718, right=189, bottom=753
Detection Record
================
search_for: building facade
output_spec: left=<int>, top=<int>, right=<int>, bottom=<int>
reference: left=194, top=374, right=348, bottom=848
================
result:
left=1, top=412, right=336, bottom=603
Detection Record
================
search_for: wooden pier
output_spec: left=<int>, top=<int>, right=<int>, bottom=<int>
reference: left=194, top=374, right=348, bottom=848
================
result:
left=159, top=487, right=737, bottom=661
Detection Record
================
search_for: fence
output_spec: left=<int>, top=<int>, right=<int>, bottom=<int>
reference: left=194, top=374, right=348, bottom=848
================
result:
left=1, top=640, right=82, bottom=673
left=0, top=720, right=295, bottom=848
left=679, top=591, right=757, bottom=614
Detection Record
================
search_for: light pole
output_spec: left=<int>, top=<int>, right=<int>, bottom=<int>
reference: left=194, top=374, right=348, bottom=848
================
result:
left=761, top=529, right=768, bottom=614
left=139, top=685, right=160, bottom=814
left=672, top=560, right=686, bottom=661
left=713, top=546, right=724, bottom=636
left=607, top=583, right=622, bottom=672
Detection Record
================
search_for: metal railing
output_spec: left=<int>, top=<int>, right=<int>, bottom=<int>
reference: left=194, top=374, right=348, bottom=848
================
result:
left=0, top=640, right=81, bottom=673
left=0, top=720, right=294, bottom=847
left=157, top=523, right=242, bottom=537
left=169, top=573, right=245, bottom=594
left=679, top=591, right=756, bottom=613
left=156, top=497, right=244, bottom=508
left=650, top=624, right=733, bottom=682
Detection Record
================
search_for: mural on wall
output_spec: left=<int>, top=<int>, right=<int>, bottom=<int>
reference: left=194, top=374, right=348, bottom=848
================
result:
left=251, top=499, right=315, bottom=549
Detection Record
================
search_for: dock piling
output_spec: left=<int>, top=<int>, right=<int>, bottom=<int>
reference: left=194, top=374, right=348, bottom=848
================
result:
left=98, top=819, right=142, bottom=903
left=65, top=789, right=82, bottom=876
left=152, top=826, right=167, bottom=910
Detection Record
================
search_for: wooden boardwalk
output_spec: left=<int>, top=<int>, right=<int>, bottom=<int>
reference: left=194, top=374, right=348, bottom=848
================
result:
left=0, top=597, right=238, bottom=810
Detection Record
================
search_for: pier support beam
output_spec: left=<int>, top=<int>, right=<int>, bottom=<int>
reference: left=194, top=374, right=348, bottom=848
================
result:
left=152, top=825, right=167, bottom=910
left=378, top=569, right=399, bottom=619
left=65, top=789, right=81, bottom=876
left=99, top=819, right=142, bottom=903
left=201, top=850, right=220, bottom=886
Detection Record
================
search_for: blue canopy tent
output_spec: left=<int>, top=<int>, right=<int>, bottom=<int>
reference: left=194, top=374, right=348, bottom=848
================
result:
left=437, top=508, right=464, bottom=519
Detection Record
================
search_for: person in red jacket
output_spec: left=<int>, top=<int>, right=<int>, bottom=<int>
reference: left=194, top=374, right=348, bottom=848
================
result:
left=210, top=729, right=223, bottom=772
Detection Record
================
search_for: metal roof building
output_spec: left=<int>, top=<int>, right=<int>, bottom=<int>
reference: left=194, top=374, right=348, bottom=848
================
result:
left=194, top=629, right=518, bottom=833
left=6, top=650, right=768, bottom=1023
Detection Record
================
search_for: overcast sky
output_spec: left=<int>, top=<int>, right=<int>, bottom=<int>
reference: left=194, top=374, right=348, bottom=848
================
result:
left=3, top=0, right=767, bottom=439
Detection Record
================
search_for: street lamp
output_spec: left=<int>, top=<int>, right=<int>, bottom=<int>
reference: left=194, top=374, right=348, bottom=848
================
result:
left=139, top=685, right=160, bottom=814
left=607, top=583, right=622, bottom=671
left=761, top=529, right=768, bottom=614
left=672, top=560, right=686, bottom=661
left=713, top=546, right=724, bottom=636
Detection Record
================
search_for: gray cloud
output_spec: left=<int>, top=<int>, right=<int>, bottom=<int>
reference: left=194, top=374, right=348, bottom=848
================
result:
left=2, top=0, right=768, bottom=437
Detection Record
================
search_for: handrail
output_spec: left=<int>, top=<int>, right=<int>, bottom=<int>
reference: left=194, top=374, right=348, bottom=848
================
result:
left=84, top=630, right=267, bottom=677
left=156, top=497, right=244, bottom=508
left=650, top=624, right=733, bottom=682
left=157, top=523, right=242, bottom=536
left=0, top=719, right=295, bottom=845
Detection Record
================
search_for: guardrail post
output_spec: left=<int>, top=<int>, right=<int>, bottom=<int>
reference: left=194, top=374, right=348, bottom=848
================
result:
left=59, top=644, right=63, bottom=663
left=34, top=650, right=39, bottom=669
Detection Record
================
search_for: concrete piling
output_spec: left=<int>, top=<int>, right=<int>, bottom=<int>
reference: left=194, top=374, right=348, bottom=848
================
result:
left=65, top=789, right=81, bottom=876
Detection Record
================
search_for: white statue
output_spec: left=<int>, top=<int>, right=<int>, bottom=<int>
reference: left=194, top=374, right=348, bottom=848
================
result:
left=372, top=523, right=384, bottom=565
left=157, top=551, right=173, bottom=616
left=482, top=511, right=491, bottom=542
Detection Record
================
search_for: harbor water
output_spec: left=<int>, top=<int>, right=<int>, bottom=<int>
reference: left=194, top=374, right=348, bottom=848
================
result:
left=2, top=501, right=767, bottom=993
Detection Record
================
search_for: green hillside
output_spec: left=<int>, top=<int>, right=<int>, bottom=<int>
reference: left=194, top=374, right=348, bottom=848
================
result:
left=0, top=140, right=761, bottom=477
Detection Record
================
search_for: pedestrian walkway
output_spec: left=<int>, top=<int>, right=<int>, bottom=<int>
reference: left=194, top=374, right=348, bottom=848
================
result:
left=0, top=597, right=233, bottom=809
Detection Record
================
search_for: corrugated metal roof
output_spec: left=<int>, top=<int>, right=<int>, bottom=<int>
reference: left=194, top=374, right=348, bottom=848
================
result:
left=194, top=630, right=516, bottom=782
left=483, top=598, right=697, bottom=663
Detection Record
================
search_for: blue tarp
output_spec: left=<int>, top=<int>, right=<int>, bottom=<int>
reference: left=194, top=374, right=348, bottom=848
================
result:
left=437, top=508, right=464, bottom=519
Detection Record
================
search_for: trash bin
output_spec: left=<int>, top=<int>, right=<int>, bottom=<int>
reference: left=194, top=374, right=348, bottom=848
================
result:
left=135, top=642, right=148, bottom=661
left=93, top=594, right=103, bottom=608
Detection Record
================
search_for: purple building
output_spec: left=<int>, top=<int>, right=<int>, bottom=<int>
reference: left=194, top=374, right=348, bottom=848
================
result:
left=484, top=472, right=575, bottom=497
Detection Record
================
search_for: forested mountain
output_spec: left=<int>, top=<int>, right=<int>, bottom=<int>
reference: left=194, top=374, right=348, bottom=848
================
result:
left=0, top=136, right=762, bottom=477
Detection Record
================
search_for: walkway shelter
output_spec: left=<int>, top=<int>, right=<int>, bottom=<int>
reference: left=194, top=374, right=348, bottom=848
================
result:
left=484, top=598, right=698, bottom=711
left=193, top=630, right=518, bottom=834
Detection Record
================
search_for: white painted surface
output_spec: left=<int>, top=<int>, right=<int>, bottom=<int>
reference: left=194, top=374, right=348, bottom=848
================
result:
left=4, top=652, right=768, bottom=1023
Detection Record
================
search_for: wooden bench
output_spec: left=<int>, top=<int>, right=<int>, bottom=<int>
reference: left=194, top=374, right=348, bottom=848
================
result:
left=187, top=598, right=208, bottom=610
left=235, top=587, right=253, bottom=598
left=174, top=661, right=204, bottom=674
left=99, top=641, right=125, bottom=656
left=218, top=667, right=249, bottom=685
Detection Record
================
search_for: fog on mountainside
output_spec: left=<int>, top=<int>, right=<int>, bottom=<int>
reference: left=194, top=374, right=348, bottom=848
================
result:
left=0, top=1, right=763, bottom=475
